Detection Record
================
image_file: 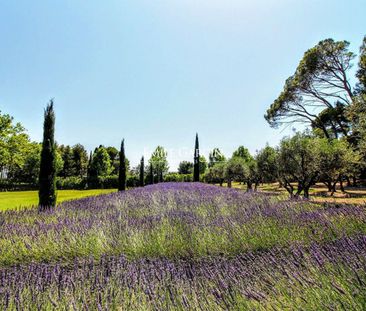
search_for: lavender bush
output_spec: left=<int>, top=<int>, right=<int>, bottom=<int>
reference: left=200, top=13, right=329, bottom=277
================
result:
left=0, top=183, right=365, bottom=309
left=1, top=236, right=365, bottom=309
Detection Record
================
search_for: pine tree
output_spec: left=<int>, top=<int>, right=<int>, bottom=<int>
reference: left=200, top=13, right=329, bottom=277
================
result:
left=118, top=139, right=126, bottom=191
left=193, top=133, right=200, bottom=182
left=38, top=100, right=57, bottom=210
left=139, top=156, right=144, bottom=187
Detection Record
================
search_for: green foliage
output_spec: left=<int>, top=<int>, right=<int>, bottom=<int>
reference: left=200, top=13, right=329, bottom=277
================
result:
left=106, top=146, right=119, bottom=174
left=89, top=175, right=118, bottom=189
left=178, top=161, right=193, bottom=174
left=348, top=37, right=366, bottom=163
left=118, top=139, right=126, bottom=191
left=230, top=147, right=260, bottom=190
left=72, top=144, right=88, bottom=177
left=318, top=139, right=362, bottom=192
left=58, top=145, right=74, bottom=177
left=278, top=132, right=321, bottom=198
left=256, top=144, right=278, bottom=183
left=312, top=102, right=350, bottom=139
left=232, top=146, right=253, bottom=162
left=265, top=38, right=354, bottom=139
left=199, top=155, right=207, bottom=174
left=206, top=161, right=227, bottom=186
left=127, top=174, right=139, bottom=188
left=208, top=148, right=226, bottom=167
left=38, top=100, right=57, bottom=209
left=149, top=164, right=154, bottom=184
left=356, top=35, right=366, bottom=93
left=149, top=146, right=169, bottom=182
left=246, top=159, right=261, bottom=190
left=9, top=142, right=41, bottom=184
left=9, top=143, right=63, bottom=186
left=164, top=173, right=193, bottom=182
left=139, top=156, right=144, bottom=186
left=90, top=146, right=113, bottom=177
left=56, top=176, right=85, bottom=190
left=193, top=133, right=200, bottom=182
left=225, top=157, right=248, bottom=187
left=0, top=110, right=31, bottom=178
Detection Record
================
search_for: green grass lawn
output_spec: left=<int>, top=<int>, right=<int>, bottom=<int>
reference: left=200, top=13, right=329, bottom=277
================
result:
left=0, top=189, right=116, bottom=211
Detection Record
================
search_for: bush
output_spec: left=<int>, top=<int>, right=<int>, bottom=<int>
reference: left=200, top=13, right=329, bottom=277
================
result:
left=127, top=175, right=140, bottom=188
left=56, top=177, right=85, bottom=190
left=164, top=173, right=193, bottom=182
left=95, top=176, right=118, bottom=189
left=0, top=180, right=37, bottom=191
left=87, top=175, right=139, bottom=189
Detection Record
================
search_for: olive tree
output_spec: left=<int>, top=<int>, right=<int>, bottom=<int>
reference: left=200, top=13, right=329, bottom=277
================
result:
left=205, top=162, right=226, bottom=186
left=225, top=157, right=248, bottom=188
left=256, top=145, right=278, bottom=183
left=208, top=148, right=226, bottom=167
left=277, top=133, right=320, bottom=198
left=318, top=139, right=361, bottom=194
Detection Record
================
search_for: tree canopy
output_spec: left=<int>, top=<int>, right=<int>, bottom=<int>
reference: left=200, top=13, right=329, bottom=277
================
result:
left=0, top=110, right=31, bottom=178
left=208, top=148, right=226, bottom=167
left=149, top=146, right=169, bottom=182
left=178, top=161, right=193, bottom=174
left=265, top=39, right=354, bottom=139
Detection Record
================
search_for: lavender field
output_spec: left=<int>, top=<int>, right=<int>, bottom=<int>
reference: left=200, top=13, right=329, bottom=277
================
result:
left=1, top=183, right=366, bottom=310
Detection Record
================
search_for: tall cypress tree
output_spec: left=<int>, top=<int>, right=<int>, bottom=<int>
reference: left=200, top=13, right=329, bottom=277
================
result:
left=87, top=151, right=93, bottom=176
left=156, top=167, right=160, bottom=184
left=86, top=151, right=94, bottom=188
left=38, top=100, right=57, bottom=210
left=139, top=156, right=144, bottom=187
left=149, top=163, right=154, bottom=184
left=193, top=133, right=200, bottom=182
left=118, top=139, right=126, bottom=191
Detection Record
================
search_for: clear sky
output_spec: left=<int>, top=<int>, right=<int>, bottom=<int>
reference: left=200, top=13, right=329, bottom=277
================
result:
left=1, top=0, right=365, bottom=170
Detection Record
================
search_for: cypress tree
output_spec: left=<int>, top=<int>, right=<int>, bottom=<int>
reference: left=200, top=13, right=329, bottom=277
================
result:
left=86, top=151, right=93, bottom=188
left=193, top=133, right=200, bottom=182
left=87, top=151, right=93, bottom=176
left=139, top=156, right=144, bottom=186
left=149, top=163, right=154, bottom=184
left=38, top=100, right=57, bottom=210
left=118, top=139, right=126, bottom=191
left=156, top=167, right=159, bottom=184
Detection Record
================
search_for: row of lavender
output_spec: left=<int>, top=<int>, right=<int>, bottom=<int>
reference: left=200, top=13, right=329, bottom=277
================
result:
left=1, top=235, right=365, bottom=310
left=0, top=183, right=366, bottom=266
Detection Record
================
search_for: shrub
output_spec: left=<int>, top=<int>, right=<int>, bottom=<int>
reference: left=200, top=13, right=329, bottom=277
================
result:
left=56, top=177, right=85, bottom=190
left=164, top=173, right=193, bottom=182
left=127, top=175, right=139, bottom=188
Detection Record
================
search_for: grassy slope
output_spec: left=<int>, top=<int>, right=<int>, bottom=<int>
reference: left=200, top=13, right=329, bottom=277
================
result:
left=2, top=181, right=366, bottom=211
left=1, top=183, right=365, bottom=309
left=0, top=184, right=365, bottom=267
left=0, top=189, right=116, bottom=211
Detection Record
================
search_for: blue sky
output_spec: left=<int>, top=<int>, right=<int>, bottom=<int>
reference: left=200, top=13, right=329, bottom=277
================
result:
left=1, top=0, right=365, bottom=170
